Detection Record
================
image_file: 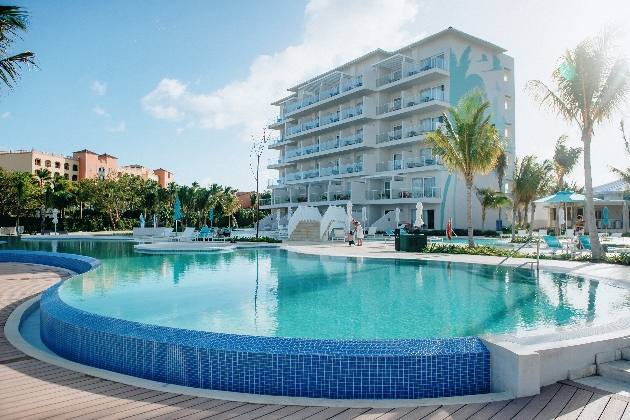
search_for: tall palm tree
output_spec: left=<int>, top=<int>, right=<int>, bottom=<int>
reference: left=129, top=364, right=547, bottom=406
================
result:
left=0, top=6, right=36, bottom=96
left=552, top=135, right=582, bottom=233
left=494, top=151, right=508, bottom=222
left=527, top=159, right=554, bottom=237
left=220, top=186, right=240, bottom=228
left=527, top=25, right=630, bottom=258
left=475, top=187, right=512, bottom=232
left=511, top=156, right=533, bottom=240
left=426, top=87, right=505, bottom=247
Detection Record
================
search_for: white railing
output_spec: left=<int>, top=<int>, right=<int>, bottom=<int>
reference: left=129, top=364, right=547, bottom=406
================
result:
left=376, top=91, right=448, bottom=115
left=320, top=205, right=348, bottom=239
left=284, top=76, right=364, bottom=114
left=288, top=205, right=322, bottom=238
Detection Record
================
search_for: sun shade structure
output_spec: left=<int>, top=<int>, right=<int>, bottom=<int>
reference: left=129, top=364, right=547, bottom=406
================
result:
left=534, top=190, right=588, bottom=203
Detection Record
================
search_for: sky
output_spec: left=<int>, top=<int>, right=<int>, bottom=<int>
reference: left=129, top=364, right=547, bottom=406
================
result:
left=1, top=0, right=629, bottom=192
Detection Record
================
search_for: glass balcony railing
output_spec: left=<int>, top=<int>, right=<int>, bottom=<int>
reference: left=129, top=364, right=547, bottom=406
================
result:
left=377, top=91, right=448, bottom=115
left=365, top=187, right=441, bottom=200
left=309, top=192, right=329, bottom=202
left=376, top=56, right=449, bottom=87
left=340, top=163, right=363, bottom=174
left=286, top=125, right=303, bottom=136
left=284, top=76, right=364, bottom=114
left=319, top=166, right=339, bottom=176
left=291, top=194, right=308, bottom=204
left=259, top=198, right=271, bottom=206
left=302, top=168, right=319, bottom=179
left=286, top=148, right=301, bottom=158
left=274, top=195, right=291, bottom=204
left=376, top=122, right=442, bottom=144
left=268, top=135, right=285, bottom=146
left=267, top=177, right=285, bottom=187
left=341, top=104, right=363, bottom=120
left=340, top=133, right=363, bottom=147
left=267, top=156, right=285, bottom=166
left=376, top=128, right=403, bottom=143
left=286, top=171, right=302, bottom=181
left=330, top=190, right=351, bottom=201
left=267, top=115, right=287, bottom=127
left=321, top=111, right=340, bottom=126
left=376, top=156, right=442, bottom=172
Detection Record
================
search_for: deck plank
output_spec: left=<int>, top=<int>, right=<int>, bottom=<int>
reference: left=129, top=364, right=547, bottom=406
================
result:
left=159, top=401, right=248, bottom=420
left=276, top=406, right=330, bottom=420
left=576, top=393, right=610, bottom=419
left=444, top=402, right=488, bottom=419
left=351, top=407, right=393, bottom=420
left=554, top=388, right=593, bottom=420
left=532, top=384, right=577, bottom=420
left=465, top=400, right=511, bottom=420
left=422, top=404, right=465, bottom=420
left=489, top=396, right=534, bottom=420
left=327, top=408, right=371, bottom=419
left=599, top=398, right=628, bottom=420
left=398, top=405, right=441, bottom=419
left=512, top=383, right=562, bottom=420
left=244, top=404, right=307, bottom=420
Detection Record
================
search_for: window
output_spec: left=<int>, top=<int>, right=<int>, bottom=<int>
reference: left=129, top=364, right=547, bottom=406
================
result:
left=45, top=160, right=51, bottom=167
left=392, top=97, right=402, bottom=111
left=420, top=85, right=444, bottom=102
left=72, top=164, right=78, bottom=171
left=64, top=173, right=69, bottom=180
left=64, top=163, right=69, bottom=170
left=504, top=69, right=511, bottom=82
left=72, top=175, right=78, bottom=181
left=505, top=124, right=511, bottom=138
left=505, top=96, right=512, bottom=110
left=54, top=161, right=61, bottom=169
left=34, top=158, right=41, bottom=166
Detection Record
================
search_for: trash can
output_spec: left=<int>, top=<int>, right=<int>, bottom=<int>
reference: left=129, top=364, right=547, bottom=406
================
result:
left=496, top=219, right=503, bottom=232
left=399, top=234, right=428, bottom=252
left=394, top=228, right=401, bottom=251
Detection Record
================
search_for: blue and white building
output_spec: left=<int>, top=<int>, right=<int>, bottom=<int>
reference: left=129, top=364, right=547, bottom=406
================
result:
left=262, top=28, right=515, bottom=231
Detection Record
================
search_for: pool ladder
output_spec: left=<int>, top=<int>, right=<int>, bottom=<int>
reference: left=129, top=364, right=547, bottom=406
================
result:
left=497, top=236, right=540, bottom=274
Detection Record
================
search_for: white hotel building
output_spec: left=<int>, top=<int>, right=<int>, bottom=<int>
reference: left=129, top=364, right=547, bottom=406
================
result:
left=261, top=28, right=515, bottom=231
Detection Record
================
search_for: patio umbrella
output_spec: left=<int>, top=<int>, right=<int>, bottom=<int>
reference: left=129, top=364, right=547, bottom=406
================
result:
left=287, top=207, right=292, bottom=221
left=603, top=206, right=609, bottom=235
left=347, top=202, right=353, bottom=232
left=414, top=202, right=424, bottom=228
left=533, top=190, right=587, bottom=203
left=361, top=207, right=367, bottom=225
left=153, top=214, right=157, bottom=227
left=276, top=209, right=281, bottom=230
left=139, top=213, right=145, bottom=228
left=173, top=198, right=182, bottom=234
left=395, top=208, right=400, bottom=225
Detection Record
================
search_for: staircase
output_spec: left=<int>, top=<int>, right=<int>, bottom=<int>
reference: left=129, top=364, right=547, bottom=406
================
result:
left=288, top=221, right=322, bottom=242
left=569, top=347, right=630, bottom=387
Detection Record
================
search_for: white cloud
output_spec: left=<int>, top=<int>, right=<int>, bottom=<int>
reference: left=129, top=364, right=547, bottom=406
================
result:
left=142, top=0, right=423, bottom=136
left=91, top=81, right=107, bottom=95
left=106, top=121, right=126, bottom=132
left=93, top=106, right=110, bottom=117
left=1, top=111, right=10, bottom=118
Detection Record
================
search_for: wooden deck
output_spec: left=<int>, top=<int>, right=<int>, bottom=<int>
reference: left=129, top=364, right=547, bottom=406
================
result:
left=2, top=263, right=630, bottom=419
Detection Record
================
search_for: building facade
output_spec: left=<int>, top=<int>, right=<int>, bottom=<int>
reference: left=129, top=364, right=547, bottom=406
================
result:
left=0, top=148, right=174, bottom=188
left=262, top=28, right=515, bottom=230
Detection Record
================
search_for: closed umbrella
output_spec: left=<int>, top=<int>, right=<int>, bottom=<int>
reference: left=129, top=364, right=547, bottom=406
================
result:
left=139, top=213, right=145, bottom=228
left=361, top=207, right=367, bottom=225
left=347, top=202, right=353, bottom=232
left=276, top=209, right=281, bottom=230
left=395, top=208, right=400, bottom=225
left=153, top=214, right=157, bottom=227
left=287, top=207, right=292, bottom=221
left=558, top=207, right=565, bottom=225
left=603, top=206, right=609, bottom=235
left=414, top=202, right=424, bottom=228
left=173, top=198, right=182, bottom=235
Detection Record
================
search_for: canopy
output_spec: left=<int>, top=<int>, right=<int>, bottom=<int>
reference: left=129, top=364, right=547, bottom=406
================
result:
left=534, top=190, right=587, bottom=203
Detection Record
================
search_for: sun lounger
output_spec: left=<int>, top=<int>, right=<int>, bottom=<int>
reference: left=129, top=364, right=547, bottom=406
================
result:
left=536, top=229, right=547, bottom=237
left=383, top=230, right=395, bottom=242
left=197, top=227, right=212, bottom=241
left=365, top=226, right=377, bottom=238
left=170, top=227, right=198, bottom=241
left=517, top=230, right=527, bottom=236
left=151, top=228, right=174, bottom=240
left=543, top=235, right=576, bottom=256
left=331, top=228, right=345, bottom=241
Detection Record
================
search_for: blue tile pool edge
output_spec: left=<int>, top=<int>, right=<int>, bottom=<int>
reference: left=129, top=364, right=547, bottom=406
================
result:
left=3, top=249, right=491, bottom=399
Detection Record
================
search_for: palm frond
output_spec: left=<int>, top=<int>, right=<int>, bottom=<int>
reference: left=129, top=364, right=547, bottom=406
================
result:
left=0, top=51, right=35, bottom=92
left=526, top=79, right=581, bottom=129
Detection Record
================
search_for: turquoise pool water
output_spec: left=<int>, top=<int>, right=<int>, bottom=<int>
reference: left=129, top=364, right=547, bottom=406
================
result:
left=45, top=245, right=630, bottom=340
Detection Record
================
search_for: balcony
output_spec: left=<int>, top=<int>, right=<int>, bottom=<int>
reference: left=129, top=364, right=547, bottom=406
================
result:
left=259, top=198, right=271, bottom=206
left=376, top=156, right=442, bottom=172
left=376, top=122, right=442, bottom=146
left=284, top=76, right=364, bottom=115
left=377, top=91, right=448, bottom=116
left=268, top=135, right=286, bottom=147
left=267, top=156, right=285, bottom=166
left=376, top=57, right=449, bottom=88
left=365, top=187, right=442, bottom=200
left=267, top=177, right=285, bottom=187
left=285, top=163, right=364, bottom=183
left=267, top=114, right=289, bottom=128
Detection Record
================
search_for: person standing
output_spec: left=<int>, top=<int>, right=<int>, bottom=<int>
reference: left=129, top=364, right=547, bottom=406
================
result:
left=353, top=220, right=364, bottom=246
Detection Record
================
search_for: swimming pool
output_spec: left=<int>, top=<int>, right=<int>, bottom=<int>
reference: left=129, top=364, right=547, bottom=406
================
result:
left=56, top=248, right=630, bottom=339
left=6, top=239, right=630, bottom=399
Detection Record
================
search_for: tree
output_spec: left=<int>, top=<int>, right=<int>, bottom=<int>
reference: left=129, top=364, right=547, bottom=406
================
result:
left=426, top=87, right=505, bottom=247
left=552, top=135, right=582, bottom=234
left=250, top=128, right=270, bottom=238
left=2, top=170, right=40, bottom=235
left=494, top=151, right=508, bottom=221
left=527, top=25, right=630, bottom=258
left=220, top=186, right=240, bottom=228
left=527, top=159, right=554, bottom=237
left=475, top=187, right=511, bottom=232
left=0, top=6, right=36, bottom=97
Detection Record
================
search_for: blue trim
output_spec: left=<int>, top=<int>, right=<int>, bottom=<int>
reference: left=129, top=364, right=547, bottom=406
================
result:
left=0, top=250, right=101, bottom=274
left=41, top=280, right=490, bottom=399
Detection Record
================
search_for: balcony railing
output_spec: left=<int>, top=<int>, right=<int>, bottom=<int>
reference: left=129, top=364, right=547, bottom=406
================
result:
left=267, top=156, right=285, bottom=166
left=329, top=190, right=351, bottom=201
left=284, top=76, right=364, bottom=114
left=376, top=156, right=442, bottom=172
left=285, top=163, right=363, bottom=182
left=259, top=198, right=271, bottom=206
left=267, top=177, right=285, bottom=187
left=286, top=134, right=363, bottom=160
left=267, top=115, right=287, bottom=127
left=376, top=57, right=449, bottom=87
left=268, top=135, right=286, bottom=146
left=376, top=91, right=448, bottom=115
left=341, top=104, right=363, bottom=119
left=365, top=187, right=441, bottom=200
left=376, top=122, right=442, bottom=144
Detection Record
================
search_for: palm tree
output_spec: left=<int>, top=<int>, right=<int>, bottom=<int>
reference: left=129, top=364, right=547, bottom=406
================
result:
left=0, top=6, right=37, bottom=96
left=527, top=159, right=554, bottom=237
left=494, top=151, right=508, bottom=222
left=475, top=187, right=512, bottom=232
left=511, top=156, right=533, bottom=240
left=526, top=25, right=630, bottom=258
left=552, top=135, right=582, bottom=234
left=220, top=186, right=240, bottom=228
left=426, top=87, right=505, bottom=247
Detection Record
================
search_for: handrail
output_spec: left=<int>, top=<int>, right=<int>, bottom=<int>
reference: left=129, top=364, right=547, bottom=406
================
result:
left=497, top=236, right=540, bottom=273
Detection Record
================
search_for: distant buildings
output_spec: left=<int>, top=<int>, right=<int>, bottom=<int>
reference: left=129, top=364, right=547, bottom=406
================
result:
left=0, top=148, right=174, bottom=188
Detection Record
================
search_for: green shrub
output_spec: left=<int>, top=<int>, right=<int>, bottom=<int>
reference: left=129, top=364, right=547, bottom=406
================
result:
left=231, top=236, right=282, bottom=243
